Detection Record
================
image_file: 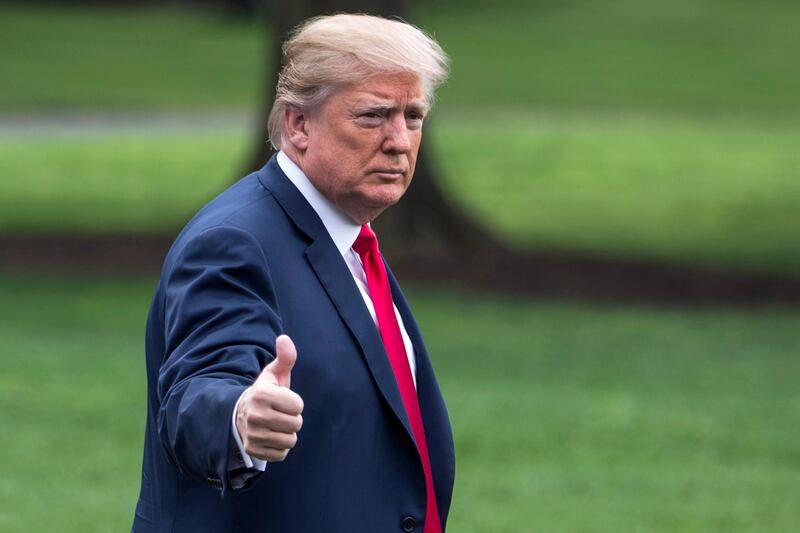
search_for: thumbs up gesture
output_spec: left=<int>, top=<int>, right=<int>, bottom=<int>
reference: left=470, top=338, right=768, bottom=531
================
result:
left=235, top=335, right=304, bottom=462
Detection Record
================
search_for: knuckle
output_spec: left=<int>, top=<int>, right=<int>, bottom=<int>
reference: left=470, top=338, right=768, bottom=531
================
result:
left=245, top=412, right=262, bottom=428
left=272, top=386, right=291, bottom=400
left=243, top=440, right=258, bottom=457
left=261, top=407, right=275, bottom=427
left=262, top=409, right=278, bottom=426
left=265, top=449, right=284, bottom=462
left=250, top=387, right=269, bottom=404
left=263, top=432, right=278, bottom=448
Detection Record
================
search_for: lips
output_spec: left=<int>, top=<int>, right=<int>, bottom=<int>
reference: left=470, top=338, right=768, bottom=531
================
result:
left=372, top=168, right=406, bottom=176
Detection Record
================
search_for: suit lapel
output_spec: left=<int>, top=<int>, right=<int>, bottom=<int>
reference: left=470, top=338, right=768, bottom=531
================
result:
left=385, top=262, right=443, bottom=414
left=257, top=157, right=414, bottom=442
left=386, top=263, right=456, bottom=517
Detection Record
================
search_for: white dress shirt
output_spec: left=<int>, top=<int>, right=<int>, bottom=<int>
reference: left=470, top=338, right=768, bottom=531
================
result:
left=229, top=151, right=417, bottom=482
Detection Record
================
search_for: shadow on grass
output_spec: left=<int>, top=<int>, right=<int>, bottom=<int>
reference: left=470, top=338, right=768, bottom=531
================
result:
left=2, top=233, right=800, bottom=306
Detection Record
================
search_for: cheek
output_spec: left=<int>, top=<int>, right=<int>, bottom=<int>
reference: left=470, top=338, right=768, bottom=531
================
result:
left=408, top=139, right=421, bottom=168
left=338, top=141, right=376, bottom=172
left=410, top=133, right=422, bottom=155
left=337, top=126, right=376, bottom=151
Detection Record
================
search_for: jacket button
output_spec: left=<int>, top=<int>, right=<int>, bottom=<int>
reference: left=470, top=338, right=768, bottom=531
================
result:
left=401, top=516, right=416, bottom=532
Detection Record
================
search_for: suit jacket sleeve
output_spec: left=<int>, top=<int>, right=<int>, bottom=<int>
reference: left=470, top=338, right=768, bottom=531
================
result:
left=157, top=225, right=282, bottom=493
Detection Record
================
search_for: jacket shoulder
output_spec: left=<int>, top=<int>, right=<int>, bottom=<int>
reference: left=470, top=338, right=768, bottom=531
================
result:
left=166, top=173, right=282, bottom=256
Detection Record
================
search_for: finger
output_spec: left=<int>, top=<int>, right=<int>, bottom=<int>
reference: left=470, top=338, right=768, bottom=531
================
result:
left=269, top=387, right=304, bottom=416
left=254, top=447, right=291, bottom=462
left=247, top=430, right=298, bottom=451
left=244, top=439, right=291, bottom=462
left=244, top=408, right=303, bottom=434
left=267, top=412, right=304, bottom=434
left=247, top=383, right=304, bottom=414
left=262, top=334, right=297, bottom=388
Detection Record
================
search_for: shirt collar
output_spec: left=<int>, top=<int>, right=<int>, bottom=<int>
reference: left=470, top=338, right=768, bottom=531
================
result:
left=277, top=150, right=361, bottom=256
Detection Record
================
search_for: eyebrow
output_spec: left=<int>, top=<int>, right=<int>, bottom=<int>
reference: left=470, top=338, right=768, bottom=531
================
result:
left=354, top=99, right=430, bottom=115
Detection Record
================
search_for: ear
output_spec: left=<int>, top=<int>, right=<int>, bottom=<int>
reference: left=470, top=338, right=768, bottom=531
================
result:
left=284, top=105, right=311, bottom=151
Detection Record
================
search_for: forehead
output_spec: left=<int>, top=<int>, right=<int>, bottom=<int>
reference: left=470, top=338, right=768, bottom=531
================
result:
left=335, top=71, right=428, bottom=108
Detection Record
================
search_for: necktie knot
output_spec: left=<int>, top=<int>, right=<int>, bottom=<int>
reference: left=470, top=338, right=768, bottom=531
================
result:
left=352, top=224, right=379, bottom=256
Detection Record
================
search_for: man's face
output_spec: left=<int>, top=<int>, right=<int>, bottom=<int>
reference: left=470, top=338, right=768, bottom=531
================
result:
left=297, top=72, right=428, bottom=224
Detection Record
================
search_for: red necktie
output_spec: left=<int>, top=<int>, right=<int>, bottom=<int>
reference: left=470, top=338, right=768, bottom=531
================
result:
left=353, top=224, right=442, bottom=533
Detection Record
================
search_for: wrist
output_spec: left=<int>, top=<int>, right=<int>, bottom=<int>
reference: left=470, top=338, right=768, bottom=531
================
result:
left=235, top=386, right=253, bottom=440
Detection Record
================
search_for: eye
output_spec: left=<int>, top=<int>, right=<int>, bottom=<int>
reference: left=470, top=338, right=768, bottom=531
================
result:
left=405, top=112, right=425, bottom=129
left=355, top=111, right=384, bottom=127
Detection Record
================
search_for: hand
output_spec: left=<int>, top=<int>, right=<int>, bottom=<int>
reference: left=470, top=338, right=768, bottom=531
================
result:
left=236, top=335, right=304, bottom=462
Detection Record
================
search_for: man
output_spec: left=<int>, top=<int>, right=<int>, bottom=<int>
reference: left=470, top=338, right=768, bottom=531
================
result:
left=132, top=13, right=455, bottom=533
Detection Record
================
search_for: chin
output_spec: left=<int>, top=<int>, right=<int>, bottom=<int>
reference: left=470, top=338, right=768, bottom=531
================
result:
left=370, top=195, right=402, bottom=212
left=350, top=198, right=399, bottom=225
left=347, top=184, right=406, bottom=217
left=374, top=183, right=408, bottom=204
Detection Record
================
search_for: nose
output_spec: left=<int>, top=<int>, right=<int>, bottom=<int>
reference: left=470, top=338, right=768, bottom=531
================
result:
left=381, top=114, right=412, bottom=154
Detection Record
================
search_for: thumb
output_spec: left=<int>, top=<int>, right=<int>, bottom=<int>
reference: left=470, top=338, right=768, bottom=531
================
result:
left=262, top=334, right=297, bottom=388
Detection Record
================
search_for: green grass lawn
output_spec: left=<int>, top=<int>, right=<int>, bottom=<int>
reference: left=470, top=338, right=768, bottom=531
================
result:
left=2, top=112, right=798, bottom=275
left=1, top=4, right=798, bottom=532
left=421, top=0, right=800, bottom=115
left=434, top=112, right=800, bottom=275
left=1, top=1, right=799, bottom=114
left=0, top=7, right=265, bottom=110
left=1, top=2, right=799, bottom=275
left=0, top=274, right=798, bottom=532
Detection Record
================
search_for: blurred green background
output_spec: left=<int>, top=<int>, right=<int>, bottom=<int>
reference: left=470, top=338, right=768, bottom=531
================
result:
left=1, top=1, right=799, bottom=531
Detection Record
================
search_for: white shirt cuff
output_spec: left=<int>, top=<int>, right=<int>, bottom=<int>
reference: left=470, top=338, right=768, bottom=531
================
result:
left=230, top=386, right=267, bottom=472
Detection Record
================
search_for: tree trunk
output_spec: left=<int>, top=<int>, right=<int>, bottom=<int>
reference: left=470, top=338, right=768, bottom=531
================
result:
left=243, top=0, right=500, bottom=260
left=244, top=0, right=409, bottom=174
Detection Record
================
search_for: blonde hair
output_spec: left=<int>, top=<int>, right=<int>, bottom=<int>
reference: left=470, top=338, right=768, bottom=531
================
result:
left=267, top=13, right=450, bottom=149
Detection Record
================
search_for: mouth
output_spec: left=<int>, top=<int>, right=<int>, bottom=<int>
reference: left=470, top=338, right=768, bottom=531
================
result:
left=371, top=169, right=407, bottom=179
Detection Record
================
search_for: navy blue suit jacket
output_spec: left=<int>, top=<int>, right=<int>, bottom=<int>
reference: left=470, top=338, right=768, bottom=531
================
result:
left=132, top=156, right=455, bottom=532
